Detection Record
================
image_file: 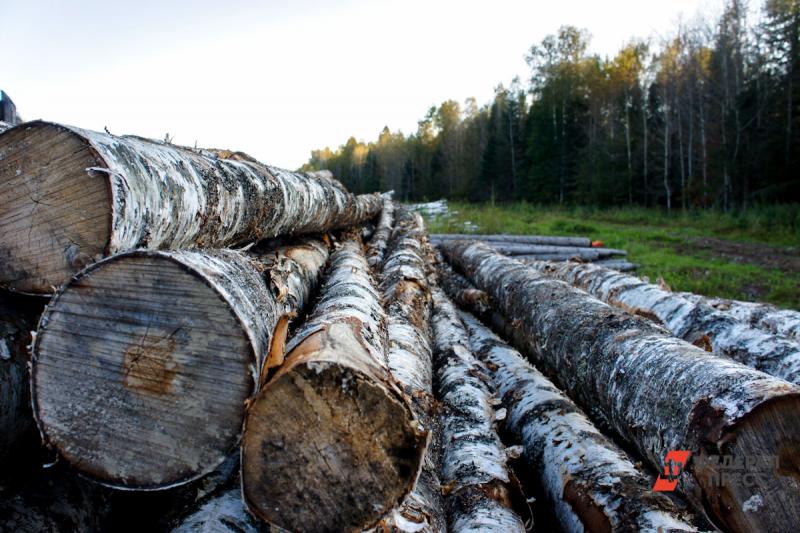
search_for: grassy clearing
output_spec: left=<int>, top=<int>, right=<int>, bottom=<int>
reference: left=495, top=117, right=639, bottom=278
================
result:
left=424, top=203, right=800, bottom=309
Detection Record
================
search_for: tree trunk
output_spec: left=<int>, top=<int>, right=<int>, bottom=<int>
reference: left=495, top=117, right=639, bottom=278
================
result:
left=460, top=312, right=703, bottom=532
left=32, top=239, right=329, bottom=490
left=678, top=292, right=800, bottom=341
left=241, top=231, right=426, bottom=532
left=376, top=208, right=445, bottom=533
left=430, top=234, right=592, bottom=247
left=0, top=291, right=44, bottom=465
left=431, top=289, right=526, bottom=532
left=171, top=488, right=261, bottom=533
left=527, top=260, right=800, bottom=384
left=437, top=259, right=490, bottom=316
left=0, top=121, right=381, bottom=294
left=440, top=241, right=800, bottom=533
left=367, top=194, right=395, bottom=269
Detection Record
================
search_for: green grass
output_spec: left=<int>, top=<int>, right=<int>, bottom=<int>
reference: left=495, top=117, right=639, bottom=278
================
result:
left=424, top=203, right=800, bottom=309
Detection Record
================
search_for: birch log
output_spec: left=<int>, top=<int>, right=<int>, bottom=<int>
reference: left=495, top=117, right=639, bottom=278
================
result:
left=432, top=289, right=526, bottom=533
left=0, top=121, right=10, bottom=134
left=439, top=242, right=625, bottom=258
left=0, top=121, right=380, bottom=294
left=430, top=234, right=592, bottom=247
left=512, top=251, right=603, bottom=262
left=527, top=260, right=800, bottom=384
left=376, top=208, right=445, bottom=533
left=460, top=312, right=701, bottom=532
left=171, top=489, right=261, bottom=533
left=440, top=241, right=800, bottom=533
left=241, top=232, right=426, bottom=532
left=437, top=259, right=490, bottom=316
left=366, top=194, right=395, bottom=269
left=31, top=239, right=328, bottom=490
left=0, top=291, right=43, bottom=463
left=678, top=292, right=800, bottom=341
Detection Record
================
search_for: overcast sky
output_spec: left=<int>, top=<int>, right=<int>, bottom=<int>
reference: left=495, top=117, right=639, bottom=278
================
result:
left=3, top=0, right=716, bottom=169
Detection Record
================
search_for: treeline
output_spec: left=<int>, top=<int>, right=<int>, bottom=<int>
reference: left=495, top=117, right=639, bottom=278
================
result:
left=303, top=0, right=800, bottom=209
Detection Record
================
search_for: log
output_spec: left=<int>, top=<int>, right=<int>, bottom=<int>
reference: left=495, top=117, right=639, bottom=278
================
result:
left=679, top=292, right=800, bottom=341
left=436, top=258, right=490, bottom=316
left=0, top=121, right=381, bottom=294
left=31, top=239, right=329, bottom=490
left=432, top=240, right=625, bottom=258
left=171, top=488, right=261, bottom=533
left=367, top=194, right=395, bottom=269
left=528, top=260, right=800, bottom=384
left=241, top=231, right=426, bottom=532
left=440, top=240, right=800, bottom=533
left=460, top=312, right=702, bottom=532
left=590, top=258, right=639, bottom=272
left=376, top=208, right=445, bottom=533
left=511, top=251, right=602, bottom=262
left=430, top=233, right=592, bottom=247
left=0, top=121, right=11, bottom=134
left=0, top=291, right=44, bottom=465
left=431, top=289, right=526, bottom=532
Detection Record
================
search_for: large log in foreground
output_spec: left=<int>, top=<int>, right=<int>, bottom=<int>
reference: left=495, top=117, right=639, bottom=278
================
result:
left=440, top=241, right=800, bottom=533
left=432, top=290, right=526, bottom=532
left=0, top=121, right=381, bottom=294
left=528, top=260, right=800, bottom=384
left=32, top=240, right=328, bottom=490
left=377, top=208, right=445, bottom=533
left=460, top=312, right=700, bottom=532
left=242, top=232, right=425, bottom=532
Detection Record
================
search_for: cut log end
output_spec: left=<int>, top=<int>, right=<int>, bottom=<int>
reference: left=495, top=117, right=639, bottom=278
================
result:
left=242, top=337, right=425, bottom=532
left=0, top=122, right=111, bottom=294
left=695, top=393, right=800, bottom=532
left=32, top=253, right=255, bottom=489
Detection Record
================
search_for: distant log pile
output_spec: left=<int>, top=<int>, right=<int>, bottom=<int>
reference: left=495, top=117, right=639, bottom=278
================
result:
left=1, top=120, right=798, bottom=532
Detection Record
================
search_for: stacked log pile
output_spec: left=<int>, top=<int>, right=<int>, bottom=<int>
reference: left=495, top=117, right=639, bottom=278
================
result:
left=1, top=119, right=799, bottom=532
left=430, top=233, right=637, bottom=270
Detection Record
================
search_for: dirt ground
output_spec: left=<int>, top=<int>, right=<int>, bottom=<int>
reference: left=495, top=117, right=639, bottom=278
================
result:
left=685, top=237, right=800, bottom=273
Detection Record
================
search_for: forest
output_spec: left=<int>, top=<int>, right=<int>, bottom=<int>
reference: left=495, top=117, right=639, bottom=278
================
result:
left=303, top=0, right=800, bottom=209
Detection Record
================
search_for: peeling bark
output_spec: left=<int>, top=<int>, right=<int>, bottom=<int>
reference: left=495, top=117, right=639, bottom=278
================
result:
left=366, top=194, right=395, bottom=270
left=171, top=489, right=262, bottom=533
left=241, top=231, right=426, bottom=532
left=440, top=241, right=800, bottom=533
left=0, top=121, right=380, bottom=294
left=430, top=234, right=592, bottom=247
left=460, top=312, right=700, bottom=533
left=678, top=292, right=800, bottom=341
left=0, top=291, right=43, bottom=464
left=31, top=239, right=328, bottom=490
left=376, top=208, right=445, bottom=533
left=432, top=289, right=526, bottom=533
left=527, top=260, right=800, bottom=384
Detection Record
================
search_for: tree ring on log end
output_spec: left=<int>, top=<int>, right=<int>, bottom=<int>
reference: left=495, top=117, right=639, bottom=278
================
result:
left=242, top=354, right=425, bottom=532
left=0, top=122, right=111, bottom=294
left=692, top=393, right=800, bottom=532
left=32, top=253, right=255, bottom=489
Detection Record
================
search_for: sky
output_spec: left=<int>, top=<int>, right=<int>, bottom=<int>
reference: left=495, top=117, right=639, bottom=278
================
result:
left=2, top=0, right=717, bottom=169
